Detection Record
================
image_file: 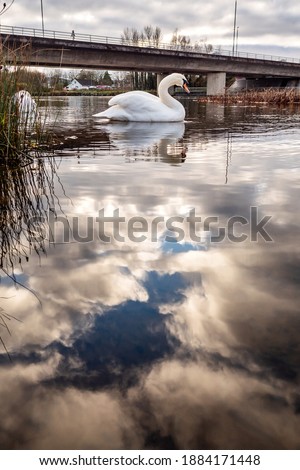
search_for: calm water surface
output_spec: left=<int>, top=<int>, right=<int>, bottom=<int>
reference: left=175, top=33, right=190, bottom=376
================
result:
left=0, top=96, right=300, bottom=449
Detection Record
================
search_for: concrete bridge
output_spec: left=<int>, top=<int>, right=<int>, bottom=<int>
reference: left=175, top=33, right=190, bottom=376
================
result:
left=1, top=25, right=300, bottom=94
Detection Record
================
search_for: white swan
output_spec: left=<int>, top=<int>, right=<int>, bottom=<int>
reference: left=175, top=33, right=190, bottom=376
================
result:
left=93, top=73, right=190, bottom=122
left=13, top=90, right=37, bottom=127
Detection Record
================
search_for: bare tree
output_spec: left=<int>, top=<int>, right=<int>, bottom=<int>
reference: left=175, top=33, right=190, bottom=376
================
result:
left=171, top=28, right=191, bottom=50
left=144, top=25, right=154, bottom=45
left=194, top=38, right=214, bottom=53
left=131, top=28, right=140, bottom=45
left=121, top=27, right=131, bottom=44
left=122, top=25, right=162, bottom=47
left=153, top=26, right=162, bottom=47
left=204, top=43, right=213, bottom=53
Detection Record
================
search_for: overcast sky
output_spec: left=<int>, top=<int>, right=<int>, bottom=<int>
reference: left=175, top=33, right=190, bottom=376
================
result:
left=2, top=0, right=300, bottom=58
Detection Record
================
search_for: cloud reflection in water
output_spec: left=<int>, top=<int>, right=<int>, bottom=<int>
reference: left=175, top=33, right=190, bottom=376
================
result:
left=0, top=100, right=300, bottom=450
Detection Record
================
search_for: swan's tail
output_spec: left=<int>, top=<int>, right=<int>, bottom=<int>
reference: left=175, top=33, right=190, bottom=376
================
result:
left=93, top=107, right=129, bottom=121
left=93, top=110, right=110, bottom=118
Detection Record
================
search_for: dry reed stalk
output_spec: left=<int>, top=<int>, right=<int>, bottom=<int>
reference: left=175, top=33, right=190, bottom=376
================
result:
left=199, top=88, right=300, bottom=106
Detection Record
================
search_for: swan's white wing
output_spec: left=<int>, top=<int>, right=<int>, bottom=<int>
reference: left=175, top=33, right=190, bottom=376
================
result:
left=93, top=91, right=164, bottom=120
left=108, top=91, right=160, bottom=109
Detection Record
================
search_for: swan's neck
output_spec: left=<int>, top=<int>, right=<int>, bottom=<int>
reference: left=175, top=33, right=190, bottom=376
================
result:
left=158, top=77, right=181, bottom=109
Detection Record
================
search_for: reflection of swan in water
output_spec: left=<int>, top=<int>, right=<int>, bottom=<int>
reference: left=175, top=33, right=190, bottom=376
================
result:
left=95, top=121, right=187, bottom=164
left=93, top=73, right=190, bottom=122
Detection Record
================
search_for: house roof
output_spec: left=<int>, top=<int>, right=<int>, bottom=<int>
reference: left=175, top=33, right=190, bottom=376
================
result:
left=76, top=79, right=98, bottom=86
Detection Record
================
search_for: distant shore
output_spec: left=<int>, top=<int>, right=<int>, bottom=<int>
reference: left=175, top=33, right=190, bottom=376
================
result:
left=42, top=89, right=157, bottom=97
left=42, top=89, right=127, bottom=97
left=42, top=88, right=300, bottom=106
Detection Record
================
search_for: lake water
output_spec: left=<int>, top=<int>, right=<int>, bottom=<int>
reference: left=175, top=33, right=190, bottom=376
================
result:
left=0, top=96, right=300, bottom=450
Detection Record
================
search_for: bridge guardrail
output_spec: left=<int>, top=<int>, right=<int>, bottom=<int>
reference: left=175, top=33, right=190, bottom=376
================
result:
left=1, top=24, right=300, bottom=65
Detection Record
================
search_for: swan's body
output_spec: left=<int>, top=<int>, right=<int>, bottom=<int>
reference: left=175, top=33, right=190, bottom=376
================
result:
left=13, top=90, right=37, bottom=127
left=93, top=73, right=190, bottom=122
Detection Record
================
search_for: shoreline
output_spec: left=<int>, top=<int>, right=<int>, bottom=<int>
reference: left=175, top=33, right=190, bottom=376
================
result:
left=40, top=88, right=300, bottom=106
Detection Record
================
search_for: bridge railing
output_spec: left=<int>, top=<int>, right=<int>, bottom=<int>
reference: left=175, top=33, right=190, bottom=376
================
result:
left=1, top=24, right=300, bottom=65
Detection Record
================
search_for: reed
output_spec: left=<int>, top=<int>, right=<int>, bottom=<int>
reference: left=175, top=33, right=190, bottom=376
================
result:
left=0, top=43, right=53, bottom=162
left=0, top=65, right=19, bottom=159
left=199, top=88, right=300, bottom=106
left=0, top=43, right=59, bottom=356
left=0, top=152, right=62, bottom=357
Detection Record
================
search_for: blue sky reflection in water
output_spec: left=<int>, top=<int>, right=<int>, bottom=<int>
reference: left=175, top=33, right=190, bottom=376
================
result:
left=0, top=97, right=300, bottom=449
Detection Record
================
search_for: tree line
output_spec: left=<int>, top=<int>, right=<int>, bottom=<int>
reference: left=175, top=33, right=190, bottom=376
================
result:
left=0, top=68, right=117, bottom=93
left=121, top=24, right=214, bottom=52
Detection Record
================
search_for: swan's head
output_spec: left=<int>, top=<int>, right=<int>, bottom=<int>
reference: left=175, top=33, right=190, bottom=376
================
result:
left=171, top=73, right=190, bottom=94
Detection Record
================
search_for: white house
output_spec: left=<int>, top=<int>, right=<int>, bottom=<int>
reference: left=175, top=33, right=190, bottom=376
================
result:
left=65, top=79, right=98, bottom=90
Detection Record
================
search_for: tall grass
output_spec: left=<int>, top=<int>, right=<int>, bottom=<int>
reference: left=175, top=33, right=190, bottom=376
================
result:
left=0, top=66, right=20, bottom=159
left=0, top=43, right=59, bottom=356
left=0, top=47, right=59, bottom=278
left=0, top=156, right=57, bottom=279
left=0, top=152, right=63, bottom=357
left=0, top=44, right=53, bottom=162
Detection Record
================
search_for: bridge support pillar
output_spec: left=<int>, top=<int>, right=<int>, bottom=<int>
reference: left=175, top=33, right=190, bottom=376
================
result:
left=207, top=72, right=226, bottom=95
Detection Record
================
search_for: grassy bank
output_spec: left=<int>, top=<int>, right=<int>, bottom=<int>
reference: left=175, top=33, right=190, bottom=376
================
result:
left=199, top=88, right=300, bottom=105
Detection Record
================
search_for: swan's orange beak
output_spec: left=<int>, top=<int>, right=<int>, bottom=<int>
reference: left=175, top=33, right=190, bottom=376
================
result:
left=183, top=79, right=190, bottom=94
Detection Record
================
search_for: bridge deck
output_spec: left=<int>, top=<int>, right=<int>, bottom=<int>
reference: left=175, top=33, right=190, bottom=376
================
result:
left=1, top=25, right=300, bottom=78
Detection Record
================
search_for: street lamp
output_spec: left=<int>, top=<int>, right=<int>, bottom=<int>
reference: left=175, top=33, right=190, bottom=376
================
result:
left=232, top=0, right=238, bottom=56
left=236, top=26, right=239, bottom=55
left=40, top=0, right=44, bottom=34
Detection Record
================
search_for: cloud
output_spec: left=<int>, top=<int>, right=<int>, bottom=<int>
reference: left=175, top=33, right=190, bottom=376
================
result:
left=129, top=359, right=300, bottom=449
left=0, top=368, right=142, bottom=449
left=3, top=0, right=300, bottom=54
left=1, top=355, right=298, bottom=449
